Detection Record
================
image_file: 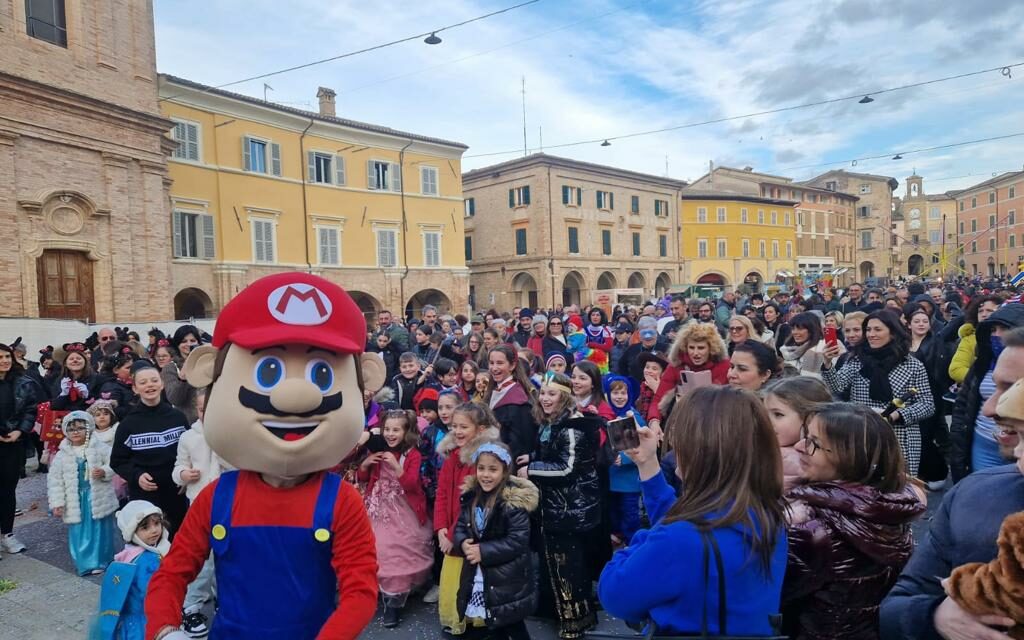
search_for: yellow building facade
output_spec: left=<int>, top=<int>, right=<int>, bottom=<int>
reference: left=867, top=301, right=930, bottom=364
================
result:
left=159, top=75, right=469, bottom=320
left=679, top=193, right=799, bottom=291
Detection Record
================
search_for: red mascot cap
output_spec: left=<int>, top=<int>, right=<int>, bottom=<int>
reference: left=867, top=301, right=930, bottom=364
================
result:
left=212, top=272, right=366, bottom=354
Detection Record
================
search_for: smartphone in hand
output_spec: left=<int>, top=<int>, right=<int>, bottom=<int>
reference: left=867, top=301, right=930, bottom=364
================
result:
left=824, top=326, right=838, bottom=348
left=607, top=415, right=640, bottom=451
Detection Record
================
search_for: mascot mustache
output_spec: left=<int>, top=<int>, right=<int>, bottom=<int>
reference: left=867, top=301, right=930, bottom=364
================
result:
left=238, top=387, right=343, bottom=418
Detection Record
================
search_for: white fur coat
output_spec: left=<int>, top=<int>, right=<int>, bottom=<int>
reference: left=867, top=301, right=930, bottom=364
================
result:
left=172, top=420, right=232, bottom=502
left=46, top=437, right=118, bottom=524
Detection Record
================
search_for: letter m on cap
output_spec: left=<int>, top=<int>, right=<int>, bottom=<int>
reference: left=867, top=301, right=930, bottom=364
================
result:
left=268, top=283, right=334, bottom=326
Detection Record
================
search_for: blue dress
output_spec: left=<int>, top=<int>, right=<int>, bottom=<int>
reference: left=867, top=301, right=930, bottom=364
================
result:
left=69, top=458, right=116, bottom=576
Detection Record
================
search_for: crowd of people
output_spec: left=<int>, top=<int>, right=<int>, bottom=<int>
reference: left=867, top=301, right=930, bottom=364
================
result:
left=2, top=276, right=1024, bottom=639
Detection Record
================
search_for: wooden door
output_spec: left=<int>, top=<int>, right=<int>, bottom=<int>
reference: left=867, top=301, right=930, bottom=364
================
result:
left=36, top=250, right=95, bottom=321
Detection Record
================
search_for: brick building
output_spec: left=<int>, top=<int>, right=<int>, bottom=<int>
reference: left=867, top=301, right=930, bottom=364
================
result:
left=955, top=171, right=1024, bottom=278
left=0, top=0, right=174, bottom=321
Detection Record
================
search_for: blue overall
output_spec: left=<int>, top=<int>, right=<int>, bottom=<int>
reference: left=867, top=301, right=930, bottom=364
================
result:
left=209, top=471, right=341, bottom=639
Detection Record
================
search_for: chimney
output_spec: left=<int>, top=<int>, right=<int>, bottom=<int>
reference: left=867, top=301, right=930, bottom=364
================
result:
left=317, top=87, right=336, bottom=117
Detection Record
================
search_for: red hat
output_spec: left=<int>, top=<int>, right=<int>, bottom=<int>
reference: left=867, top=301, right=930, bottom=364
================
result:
left=212, top=272, right=366, bottom=354
left=567, top=314, right=584, bottom=331
left=413, top=387, right=440, bottom=413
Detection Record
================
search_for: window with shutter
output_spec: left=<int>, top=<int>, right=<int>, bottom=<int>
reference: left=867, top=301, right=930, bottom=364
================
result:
left=334, top=156, right=345, bottom=185
left=509, top=189, right=515, bottom=208
left=242, top=136, right=252, bottom=171
left=201, top=214, right=215, bottom=259
left=172, top=211, right=184, bottom=258
left=465, top=236, right=473, bottom=261
left=464, top=198, right=475, bottom=217
left=522, top=186, right=530, bottom=205
left=424, top=231, right=441, bottom=266
left=515, top=229, right=527, bottom=255
left=390, top=163, right=402, bottom=192
left=659, top=234, right=667, bottom=257
left=377, top=230, right=397, bottom=267
left=632, top=232, right=640, bottom=256
left=252, top=219, right=275, bottom=263
left=602, top=229, right=612, bottom=255
left=698, top=240, right=708, bottom=258
left=562, top=186, right=570, bottom=205
left=270, top=143, right=282, bottom=176
left=421, top=167, right=439, bottom=196
left=631, top=195, right=639, bottom=214
left=568, top=227, right=579, bottom=253
left=742, top=240, right=750, bottom=258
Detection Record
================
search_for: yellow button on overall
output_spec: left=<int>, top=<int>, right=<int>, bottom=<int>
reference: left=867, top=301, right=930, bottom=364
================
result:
left=212, top=524, right=227, bottom=540
left=314, top=528, right=330, bottom=542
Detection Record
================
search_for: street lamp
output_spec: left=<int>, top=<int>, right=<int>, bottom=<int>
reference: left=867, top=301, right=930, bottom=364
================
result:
left=424, top=32, right=442, bottom=45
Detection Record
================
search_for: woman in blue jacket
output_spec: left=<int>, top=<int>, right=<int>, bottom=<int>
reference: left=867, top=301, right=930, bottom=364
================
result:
left=598, top=385, right=787, bottom=637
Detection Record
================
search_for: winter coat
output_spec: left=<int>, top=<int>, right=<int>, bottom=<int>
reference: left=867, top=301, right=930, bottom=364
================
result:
left=910, top=331, right=954, bottom=409
left=160, top=363, right=197, bottom=425
left=389, top=373, right=420, bottom=411
left=525, top=412, right=603, bottom=533
left=49, top=372, right=101, bottom=411
left=781, top=339, right=843, bottom=379
left=822, top=354, right=934, bottom=426
left=453, top=475, right=540, bottom=628
left=46, top=437, right=118, bottom=524
left=880, top=464, right=1024, bottom=639
left=783, top=482, right=925, bottom=640
left=0, top=371, right=39, bottom=437
left=618, top=338, right=672, bottom=382
left=948, top=322, right=977, bottom=384
left=358, top=447, right=428, bottom=525
left=171, top=420, right=229, bottom=502
left=949, top=304, right=1024, bottom=481
left=97, top=375, right=135, bottom=417
left=433, top=427, right=501, bottom=541
left=490, top=383, right=537, bottom=462
left=541, top=335, right=570, bottom=362
left=418, top=421, right=448, bottom=502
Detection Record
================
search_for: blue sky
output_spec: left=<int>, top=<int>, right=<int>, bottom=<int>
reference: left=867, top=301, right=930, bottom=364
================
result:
left=154, top=0, right=1024, bottom=192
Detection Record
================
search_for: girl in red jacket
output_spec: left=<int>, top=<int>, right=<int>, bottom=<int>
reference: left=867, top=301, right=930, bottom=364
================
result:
left=359, top=409, right=433, bottom=629
left=434, top=402, right=500, bottom=636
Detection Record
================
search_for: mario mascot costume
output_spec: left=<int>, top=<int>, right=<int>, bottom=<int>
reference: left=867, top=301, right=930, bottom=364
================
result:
left=144, top=273, right=385, bottom=639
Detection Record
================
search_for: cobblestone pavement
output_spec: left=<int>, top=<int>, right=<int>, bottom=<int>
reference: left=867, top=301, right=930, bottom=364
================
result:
left=3, top=458, right=944, bottom=639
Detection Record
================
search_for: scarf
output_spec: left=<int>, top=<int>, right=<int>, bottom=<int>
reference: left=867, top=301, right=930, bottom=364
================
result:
left=858, top=342, right=902, bottom=402
left=780, top=341, right=813, bottom=363
left=132, top=530, right=171, bottom=557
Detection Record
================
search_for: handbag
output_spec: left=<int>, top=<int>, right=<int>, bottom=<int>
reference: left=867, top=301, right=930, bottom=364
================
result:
left=588, top=530, right=788, bottom=640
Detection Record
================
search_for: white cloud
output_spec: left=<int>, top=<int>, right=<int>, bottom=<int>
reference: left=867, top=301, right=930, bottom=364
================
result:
left=154, top=0, right=1023, bottom=189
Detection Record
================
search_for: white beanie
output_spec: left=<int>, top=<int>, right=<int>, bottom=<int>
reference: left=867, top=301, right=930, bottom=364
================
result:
left=116, top=500, right=163, bottom=544
left=61, top=410, right=94, bottom=437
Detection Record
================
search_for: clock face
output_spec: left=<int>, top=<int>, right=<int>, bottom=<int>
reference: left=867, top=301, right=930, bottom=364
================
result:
left=910, top=208, right=921, bottom=219
left=909, top=220, right=922, bottom=230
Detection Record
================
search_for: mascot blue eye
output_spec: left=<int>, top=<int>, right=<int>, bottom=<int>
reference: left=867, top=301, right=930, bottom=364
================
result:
left=254, top=356, right=285, bottom=391
left=307, top=359, right=333, bottom=393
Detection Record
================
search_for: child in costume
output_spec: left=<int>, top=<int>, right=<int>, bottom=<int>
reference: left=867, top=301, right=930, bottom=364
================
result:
left=602, top=374, right=645, bottom=545
left=359, top=409, right=433, bottom=628
left=47, top=410, right=117, bottom=575
left=435, top=402, right=500, bottom=636
left=418, top=388, right=460, bottom=604
left=454, top=442, right=539, bottom=640
left=92, top=501, right=170, bottom=640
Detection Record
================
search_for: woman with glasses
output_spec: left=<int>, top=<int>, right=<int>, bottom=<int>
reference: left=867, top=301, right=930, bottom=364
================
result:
left=783, top=403, right=925, bottom=639
left=542, top=316, right=570, bottom=363
left=822, top=310, right=935, bottom=476
left=726, top=316, right=763, bottom=355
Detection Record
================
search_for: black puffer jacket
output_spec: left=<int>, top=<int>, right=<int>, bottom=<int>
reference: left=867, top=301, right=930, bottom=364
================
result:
left=453, top=475, right=540, bottom=628
left=783, top=482, right=925, bottom=640
left=525, top=412, right=603, bottom=532
left=949, top=303, right=1024, bottom=481
left=0, top=372, right=40, bottom=437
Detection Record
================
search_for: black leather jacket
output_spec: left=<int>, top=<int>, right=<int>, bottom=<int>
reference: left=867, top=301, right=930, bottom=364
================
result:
left=525, top=412, right=603, bottom=533
left=1, top=372, right=40, bottom=437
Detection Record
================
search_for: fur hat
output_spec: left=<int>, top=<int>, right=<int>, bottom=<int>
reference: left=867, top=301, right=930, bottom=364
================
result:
left=61, top=410, right=94, bottom=437
left=116, top=500, right=163, bottom=544
left=87, top=399, right=119, bottom=418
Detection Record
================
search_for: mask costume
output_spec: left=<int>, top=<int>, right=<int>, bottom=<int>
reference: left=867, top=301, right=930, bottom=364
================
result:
left=144, top=273, right=386, bottom=640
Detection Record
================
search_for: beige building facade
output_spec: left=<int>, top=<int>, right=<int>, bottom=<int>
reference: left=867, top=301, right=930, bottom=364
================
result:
left=891, top=174, right=959, bottom=281
left=0, top=0, right=175, bottom=322
left=463, top=154, right=686, bottom=310
left=800, top=169, right=899, bottom=285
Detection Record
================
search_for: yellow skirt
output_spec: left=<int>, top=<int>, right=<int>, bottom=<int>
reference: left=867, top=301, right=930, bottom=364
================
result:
left=438, top=554, right=485, bottom=634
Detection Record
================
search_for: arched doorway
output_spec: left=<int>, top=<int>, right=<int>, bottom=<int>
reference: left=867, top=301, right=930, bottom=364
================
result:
left=743, top=271, right=764, bottom=293
left=511, top=272, right=539, bottom=309
left=627, top=271, right=646, bottom=291
left=348, top=291, right=381, bottom=324
left=596, top=271, right=617, bottom=290
left=859, top=261, right=875, bottom=281
left=562, top=271, right=585, bottom=308
left=405, top=289, right=452, bottom=319
left=655, top=272, right=672, bottom=298
left=696, top=273, right=727, bottom=286
left=908, top=254, right=924, bottom=276
left=173, top=287, right=213, bottom=320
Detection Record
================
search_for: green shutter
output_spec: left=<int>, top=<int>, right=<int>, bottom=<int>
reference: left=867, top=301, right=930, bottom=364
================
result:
left=523, top=186, right=530, bottom=205
left=509, top=189, right=515, bottom=208
left=562, top=185, right=569, bottom=205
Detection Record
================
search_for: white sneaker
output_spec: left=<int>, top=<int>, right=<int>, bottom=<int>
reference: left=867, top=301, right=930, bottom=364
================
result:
left=422, top=584, right=440, bottom=603
left=2, top=534, right=26, bottom=554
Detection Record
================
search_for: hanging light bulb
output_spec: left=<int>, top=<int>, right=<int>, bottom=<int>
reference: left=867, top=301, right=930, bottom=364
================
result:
left=858, top=95, right=874, bottom=104
left=424, top=32, right=442, bottom=45
left=600, top=139, right=611, bottom=147
left=892, top=154, right=903, bottom=160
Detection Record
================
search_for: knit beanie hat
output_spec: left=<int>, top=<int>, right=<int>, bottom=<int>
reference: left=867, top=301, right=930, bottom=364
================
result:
left=61, top=410, right=94, bottom=437
left=545, top=353, right=568, bottom=369
left=567, top=315, right=584, bottom=331
left=997, top=379, right=1024, bottom=422
left=532, top=314, right=548, bottom=327
left=87, top=399, right=118, bottom=419
left=116, top=500, right=166, bottom=547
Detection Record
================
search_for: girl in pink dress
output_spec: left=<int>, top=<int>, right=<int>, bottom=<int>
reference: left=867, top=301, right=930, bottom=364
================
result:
left=358, top=409, right=434, bottom=628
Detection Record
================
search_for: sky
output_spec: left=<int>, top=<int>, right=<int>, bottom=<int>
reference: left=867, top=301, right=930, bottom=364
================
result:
left=153, top=0, right=1024, bottom=194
